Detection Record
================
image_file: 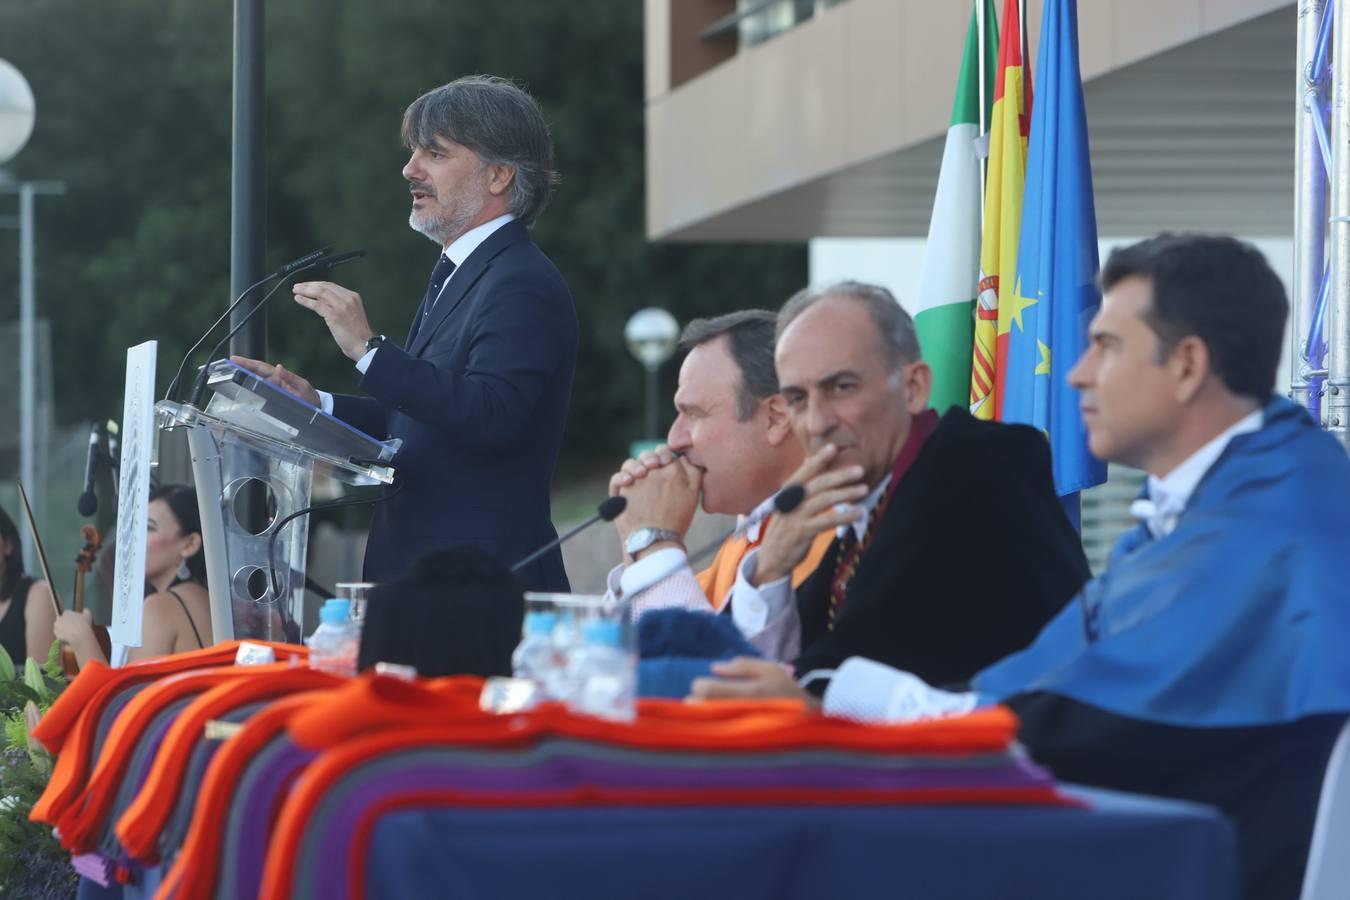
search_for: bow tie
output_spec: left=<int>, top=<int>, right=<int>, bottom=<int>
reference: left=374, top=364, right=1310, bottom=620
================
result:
left=1129, top=491, right=1185, bottom=538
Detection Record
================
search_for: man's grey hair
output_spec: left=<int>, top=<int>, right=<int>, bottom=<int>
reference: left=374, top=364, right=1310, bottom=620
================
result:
left=678, top=310, right=779, bottom=421
left=777, top=280, right=922, bottom=370
left=401, top=75, right=558, bottom=225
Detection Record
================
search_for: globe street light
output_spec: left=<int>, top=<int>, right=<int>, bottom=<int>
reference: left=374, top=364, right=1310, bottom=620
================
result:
left=0, top=59, right=35, bottom=164
left=624, top=307, right=680, bottom=447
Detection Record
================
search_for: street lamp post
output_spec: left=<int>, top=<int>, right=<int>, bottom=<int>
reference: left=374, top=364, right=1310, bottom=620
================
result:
left=623, top=307, right=680, bottom=454
left=1, top=58, right=63, bottom=564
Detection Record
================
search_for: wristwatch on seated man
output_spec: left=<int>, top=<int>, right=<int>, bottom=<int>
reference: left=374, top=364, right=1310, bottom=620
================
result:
left=624, top=527, right=685, bottom=561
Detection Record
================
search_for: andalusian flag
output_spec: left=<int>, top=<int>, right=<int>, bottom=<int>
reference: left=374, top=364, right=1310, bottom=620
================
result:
left=913, top=0, right=996, bottom=414
left=969, top=0, right=1032, bottom=420
left=1003, top=0, right=1107, bottom=498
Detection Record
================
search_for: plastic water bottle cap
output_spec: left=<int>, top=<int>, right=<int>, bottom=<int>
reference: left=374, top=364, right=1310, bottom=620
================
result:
left=320, top=598, right=351, bottom=625
left=581, top=619, right=622, bottom=647
left=325, top=597, right=351, bottom=615
left=525, top=611, right=558, bottom=634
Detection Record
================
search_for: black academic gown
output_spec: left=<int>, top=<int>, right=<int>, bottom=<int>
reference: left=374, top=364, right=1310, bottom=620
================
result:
left=1009, top=693, right=1343, bottom=900
left=793, top=408, right=1091, bottom=684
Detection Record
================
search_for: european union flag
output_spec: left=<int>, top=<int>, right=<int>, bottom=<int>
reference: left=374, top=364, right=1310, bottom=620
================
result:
left=1003, top=0, right=1106, bottom=497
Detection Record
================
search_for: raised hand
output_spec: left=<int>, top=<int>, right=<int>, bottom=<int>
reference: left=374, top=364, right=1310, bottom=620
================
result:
left=292, top=280, right=375, bottom=361
left=751, top=444, right=867, bottom=587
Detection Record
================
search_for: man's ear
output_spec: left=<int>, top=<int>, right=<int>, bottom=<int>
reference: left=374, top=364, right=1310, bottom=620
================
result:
left=764, top=394, right=793, bottom=447
left=902, top=361, right=933, bottom=414
left=486, top=163, right=516, bottom=197
left=1169, top=335, right=1210, bottom=404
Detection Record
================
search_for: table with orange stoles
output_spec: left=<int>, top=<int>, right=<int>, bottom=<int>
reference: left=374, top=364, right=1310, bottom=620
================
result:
left=36, top=662, right=1236, bottom=900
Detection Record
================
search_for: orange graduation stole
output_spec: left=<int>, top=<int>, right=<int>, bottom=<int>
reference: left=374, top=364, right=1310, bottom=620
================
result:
left=695, top=522, right=834, bottom=612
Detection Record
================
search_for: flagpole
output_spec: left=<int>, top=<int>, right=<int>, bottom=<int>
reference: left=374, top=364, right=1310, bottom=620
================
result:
left=977, top=0, right=989, bottom=226
left=1018, top=0, right=1030, bottom=120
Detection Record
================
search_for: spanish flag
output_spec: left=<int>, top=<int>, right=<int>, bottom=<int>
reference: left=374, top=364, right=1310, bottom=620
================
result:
left=969, top=0, right=1032, bottom=420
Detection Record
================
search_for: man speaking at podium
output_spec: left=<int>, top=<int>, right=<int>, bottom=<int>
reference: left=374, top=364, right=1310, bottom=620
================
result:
left=235, top=76, right=577, bottom=591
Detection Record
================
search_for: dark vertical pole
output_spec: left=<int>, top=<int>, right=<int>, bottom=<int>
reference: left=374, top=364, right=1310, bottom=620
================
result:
left=229, top=0, right=272, bottom=555
left=229, top=0, right=267, bottom=361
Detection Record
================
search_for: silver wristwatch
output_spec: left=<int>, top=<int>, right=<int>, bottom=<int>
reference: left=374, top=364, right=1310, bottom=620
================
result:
left=624, top=527, right=685, bottom=556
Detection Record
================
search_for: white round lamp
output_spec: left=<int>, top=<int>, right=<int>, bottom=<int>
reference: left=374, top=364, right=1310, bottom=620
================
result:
left=0, top=58, right=35, bottom=165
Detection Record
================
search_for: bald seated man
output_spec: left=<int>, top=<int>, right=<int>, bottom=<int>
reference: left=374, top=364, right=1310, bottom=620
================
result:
left=720, top=281, right=1090, bottom=684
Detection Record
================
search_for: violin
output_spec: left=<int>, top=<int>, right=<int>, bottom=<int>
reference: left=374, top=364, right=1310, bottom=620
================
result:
left=66, top=525, right=112, bottom=678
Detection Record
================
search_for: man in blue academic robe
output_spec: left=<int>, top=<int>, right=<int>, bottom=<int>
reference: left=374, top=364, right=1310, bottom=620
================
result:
left=695, top=234, right=1350, bottom=900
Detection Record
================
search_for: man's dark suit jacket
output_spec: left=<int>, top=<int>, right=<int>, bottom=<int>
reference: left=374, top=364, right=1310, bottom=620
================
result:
left=793, top=407, right=1091, bottom=684
left=331, top=220, right=577, bottom=591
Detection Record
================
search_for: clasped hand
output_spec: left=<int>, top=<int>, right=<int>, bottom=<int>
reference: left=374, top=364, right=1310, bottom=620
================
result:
left=607, top=444, right=703, bottom=557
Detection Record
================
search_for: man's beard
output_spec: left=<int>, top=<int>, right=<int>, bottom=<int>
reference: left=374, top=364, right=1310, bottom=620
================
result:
left=407, top=173, right=489, bottom=245
left=409, top=198, right=482, bottom=245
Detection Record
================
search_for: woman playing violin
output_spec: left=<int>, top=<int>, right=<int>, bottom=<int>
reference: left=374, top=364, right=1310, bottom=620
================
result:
left=55, top=484, right=213, bottom=666
left=0, top=503, right=58, bottom=665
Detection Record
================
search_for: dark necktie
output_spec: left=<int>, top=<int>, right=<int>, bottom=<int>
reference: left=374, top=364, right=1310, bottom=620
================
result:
left=407, top=253, right=457, bottom=345
left=827, top=498, right=887, bottom=628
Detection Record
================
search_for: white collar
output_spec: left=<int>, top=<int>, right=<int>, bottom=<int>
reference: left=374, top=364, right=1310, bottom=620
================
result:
left=443, top=213, right=516, bottom=269
left=1130, top=408, right=1263, bottom=537
left=739, top=494, right=779, bottom=543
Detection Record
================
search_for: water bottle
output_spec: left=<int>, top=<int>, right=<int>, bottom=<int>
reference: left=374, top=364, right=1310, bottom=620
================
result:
left=512, top=611, right=558, bottom=684
left=308, top=598, right=359, bottom=677
left=565, top=619, right=635, bottom=721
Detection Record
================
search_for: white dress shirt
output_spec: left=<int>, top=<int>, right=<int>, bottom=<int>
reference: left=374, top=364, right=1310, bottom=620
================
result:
left=821, top=407, right=1266, bottom=723
left=317, top=213, right=516, bottom=415
left=605, top=494, right=799, bottom=657
left=729, top=473, right=890, bottom=661
left=1129, top=408, right=1263, bottom=538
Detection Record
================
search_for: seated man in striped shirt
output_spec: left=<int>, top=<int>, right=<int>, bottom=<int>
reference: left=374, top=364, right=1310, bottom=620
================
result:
left=606, top=311, right=832, bottom=656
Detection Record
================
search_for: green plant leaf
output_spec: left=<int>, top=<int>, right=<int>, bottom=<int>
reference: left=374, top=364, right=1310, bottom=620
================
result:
left=21, top=660, right=47, bottom=702
left=0, top=645, right=14, bottom=683
left=42, top=641, right=63, bottom=683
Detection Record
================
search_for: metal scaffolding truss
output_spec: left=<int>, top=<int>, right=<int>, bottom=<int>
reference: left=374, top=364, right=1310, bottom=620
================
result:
left=1293, top=0, right=1346, bottom=441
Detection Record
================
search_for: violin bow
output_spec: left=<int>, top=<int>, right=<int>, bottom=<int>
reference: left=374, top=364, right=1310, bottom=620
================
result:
left=16, top=483, right=65, bottom=617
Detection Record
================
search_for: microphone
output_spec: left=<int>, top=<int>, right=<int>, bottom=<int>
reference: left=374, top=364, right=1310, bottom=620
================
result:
left=511, top=496, right=627, bottom=575
left=76, top=424, right=101, bottom=517
left=278, top=246, right=335, bottom=275
left=185, top=248, right=367, bottom=408
left=164, top=246, right=332, bottom=402
left=625, top=484, right=806, bottom=600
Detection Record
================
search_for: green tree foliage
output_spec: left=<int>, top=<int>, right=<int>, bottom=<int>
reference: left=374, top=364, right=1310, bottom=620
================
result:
left=0, top=0, right=806, bottom=476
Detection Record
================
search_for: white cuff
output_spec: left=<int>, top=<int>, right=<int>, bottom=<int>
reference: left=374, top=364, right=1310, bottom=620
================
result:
left=355, top=347, right=378, bottom=374
left=619, top=548, right=690, bottom=598
left=604, top=563, right=624, bottom=600
left=316, top=390, right=334, bottom=415
left=822, top=657, right=980, bottom=723
left=729, top=548, right=791, bottom=635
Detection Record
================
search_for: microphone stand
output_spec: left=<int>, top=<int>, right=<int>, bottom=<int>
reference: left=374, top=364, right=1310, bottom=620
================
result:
left=512, top=496, right=628, bottom=575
